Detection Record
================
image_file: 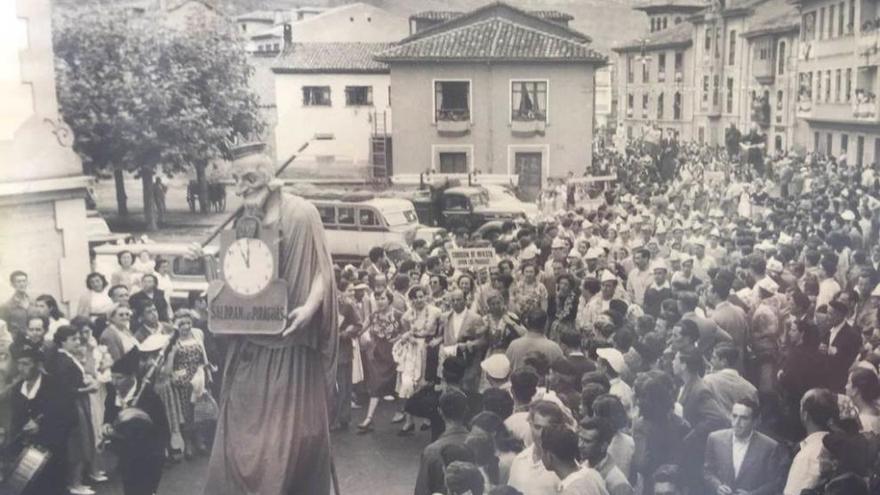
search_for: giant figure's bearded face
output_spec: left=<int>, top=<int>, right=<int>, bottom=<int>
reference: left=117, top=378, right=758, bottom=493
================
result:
left=232, top=154, right=274, bottom=209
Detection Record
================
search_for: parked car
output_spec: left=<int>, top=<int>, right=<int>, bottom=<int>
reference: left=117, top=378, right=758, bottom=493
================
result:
left=482, top=184, right=540, bottom=220
left=308, top=194, right=444, bottom=266
left=410, top=183, right=529, bottom=233
left=92, top=243, right=219, bottom=308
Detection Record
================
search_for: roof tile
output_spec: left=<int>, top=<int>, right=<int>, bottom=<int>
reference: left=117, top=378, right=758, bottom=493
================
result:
left=376, top=18, right=605, bottom=63
left=272, top=42, right=391, bottom=73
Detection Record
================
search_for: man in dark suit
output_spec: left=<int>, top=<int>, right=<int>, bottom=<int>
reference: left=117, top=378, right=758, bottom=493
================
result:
left=674, top=348, right=731, bottom=494
left=439, top=289, right=487, bottom=394
left=704, top=399, right=788, bottom=495
left=822, top=300, right=863, bottom=392
left=8, top=345, right=73, bottom=495
left=128, top=273, right=169, bottom=324
left=414, top=390, right=471, bottom=495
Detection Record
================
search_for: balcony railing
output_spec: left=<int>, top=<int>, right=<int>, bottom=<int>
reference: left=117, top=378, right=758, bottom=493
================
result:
left=436, top=108, right=470, bottom=122
left=511, top=119, right=547, bottom=136
left=436, top=108, right=471, bottom=136
left=858, top=30, right=880, bottom=66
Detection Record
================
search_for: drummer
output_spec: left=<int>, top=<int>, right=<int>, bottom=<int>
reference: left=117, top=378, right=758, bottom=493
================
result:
left=102, top=347, right=168, bottom=495
left=7, top=344, right=72, bottom=495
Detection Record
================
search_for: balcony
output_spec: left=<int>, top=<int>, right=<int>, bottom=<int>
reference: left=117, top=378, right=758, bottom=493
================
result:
left=658, top=72, right=667, bottom=82
left=510, top=119, right=547, bottom=136
left=753, top=57, right=774, bottom=84
left=675, top=71, right=683, bottom=83
left=436, top=109, right=471, bottom=136
left=859, top=29, right=880, bottom=66
left=801, top=100, right=879, bottom=123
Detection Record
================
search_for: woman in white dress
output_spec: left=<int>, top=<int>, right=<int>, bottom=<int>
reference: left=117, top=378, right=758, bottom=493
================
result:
left=111, top=250, right=140, bottom=292
left=76, top=272, right=114, bottom=321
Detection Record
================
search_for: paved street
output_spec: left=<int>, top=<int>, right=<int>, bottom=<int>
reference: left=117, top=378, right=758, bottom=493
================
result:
left=94, top=399, right=427, bottom=495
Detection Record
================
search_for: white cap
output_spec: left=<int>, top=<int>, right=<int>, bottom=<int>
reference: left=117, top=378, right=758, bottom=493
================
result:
left=581, top=219, right=594, bottom=229
left=585, top=247, right=604, bottom=260
left=568, top=248, right=581, bottom=258
left=766, top=258, right=784, bottom=274
left=656, top=224, right=668, bottom=234
left=777, top=232, right=793, bottom=246
left=480, top=353, right=511, bottom=380
left=596, top=347, right=628, bottom=375
left=651, top=260, right=669, bottom=272
left=755, top=240, right=776, bottom=252
left=139, top=333, right=170, bottom=353
left=600, top=270, right=617, bottom=283
left=841, top=210, right=856, bottom=221
left=551, top=237, right=567, bottom=249
left=756, top=277, right=779, bottom=293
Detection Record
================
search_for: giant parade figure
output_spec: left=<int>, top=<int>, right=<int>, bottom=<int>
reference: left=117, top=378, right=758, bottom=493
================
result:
left=194, top=146, right=338, bottom=495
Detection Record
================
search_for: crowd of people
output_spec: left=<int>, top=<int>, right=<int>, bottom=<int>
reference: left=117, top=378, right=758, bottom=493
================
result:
left=0, top=249, right=219, bottom=495
left=331, top=140, right=880, bottom=495
left=2, top=136, right=880, bottom=495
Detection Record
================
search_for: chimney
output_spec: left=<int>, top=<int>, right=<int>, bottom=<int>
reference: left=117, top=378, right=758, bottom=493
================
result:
left=283, top=23, right=292, bottom=47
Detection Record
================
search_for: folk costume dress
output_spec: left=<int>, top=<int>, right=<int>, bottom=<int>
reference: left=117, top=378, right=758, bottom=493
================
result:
left=204, top=192, right=338, bottom=495
left=363, top=307, right=403, bottom=398
left=394, top=304, right=441, bottom=398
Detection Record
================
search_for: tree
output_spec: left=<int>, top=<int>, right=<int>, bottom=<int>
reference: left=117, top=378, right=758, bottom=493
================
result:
left=54, top=7, right=264, bottom=230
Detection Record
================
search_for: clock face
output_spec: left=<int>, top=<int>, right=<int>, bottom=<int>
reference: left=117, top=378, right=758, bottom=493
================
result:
left=222, top=238, right=274, bottom=296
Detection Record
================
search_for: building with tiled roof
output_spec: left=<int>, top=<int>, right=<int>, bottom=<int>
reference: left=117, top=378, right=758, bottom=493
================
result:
left=408, top=8, right=574, bottom=34
left=274, top=43, right=390, bottom=74
left=377, top=2, right=607, bottom=192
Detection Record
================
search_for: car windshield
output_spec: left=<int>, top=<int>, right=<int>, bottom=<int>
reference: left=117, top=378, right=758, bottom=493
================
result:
left=471, top=191, right=489, bottom=207
left=385, top=209, right=418, bottom=227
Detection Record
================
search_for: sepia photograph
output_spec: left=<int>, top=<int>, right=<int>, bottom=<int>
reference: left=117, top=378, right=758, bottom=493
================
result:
left=1, top=0, right=879, bottom=493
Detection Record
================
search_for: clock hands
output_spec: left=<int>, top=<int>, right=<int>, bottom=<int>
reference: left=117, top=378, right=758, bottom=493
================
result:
left=239, top=240, right=251, bottom=268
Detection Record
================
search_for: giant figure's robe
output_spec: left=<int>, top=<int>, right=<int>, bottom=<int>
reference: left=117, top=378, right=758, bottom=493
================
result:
left=204, top=192, right=338, bottom=495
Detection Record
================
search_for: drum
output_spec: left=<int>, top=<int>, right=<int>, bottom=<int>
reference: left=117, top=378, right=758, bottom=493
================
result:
left=4, top=446, right=49, bottom=495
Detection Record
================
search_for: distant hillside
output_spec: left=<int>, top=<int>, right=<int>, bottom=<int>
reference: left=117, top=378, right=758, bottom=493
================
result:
left=51, top=0, right=647, bottom=55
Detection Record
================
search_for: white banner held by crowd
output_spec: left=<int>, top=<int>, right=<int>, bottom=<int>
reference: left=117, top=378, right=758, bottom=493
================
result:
left=448, top=247, right=496, bottom=271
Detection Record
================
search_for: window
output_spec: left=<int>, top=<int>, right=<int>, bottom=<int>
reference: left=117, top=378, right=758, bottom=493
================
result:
left=674, top=52, right=684, bottom=79
left=642, top=93, right=649, bottom=118
left=759, top=46, right=769, bottom=60
left=803, top=12, right=816, bottom=40
left=627, top=55, right=634, bottom=83
left=827, top=133, right=833, bottom=155
left=848, top=0, right=855, bottom=34
left=337, top=207, right=355, bottom=225
left=726, top=77, right=734, bottom=113
left=651, top=18, right=656, bottom=32
left=642, top=59, right=650, bottom=83
left=835, top=69, right=842, bottom=101
left=675, top=16, right=682, bottom=24
left=703, top=76, right=710, bottom=105
left=829, top=5, right=835, bottom=37
left=438, top=152, right=468, bottom=173
left=511, top=81, right=547, bottom=121
left=663, top=17, right=668, bottom=29
left=241, top=23, right=247, bottom=32
left=357, top=208, right=379, bottom=226
left=817, top=72, right=822, bottom=102
left=846, top=68, right=852, bottom=101
left=839, top=2, right=845, bottom=35
left=775, top=135, right=783, bottom=151
left=674, top=92, right=682, bottom=120
left=699, top=127, right=705, bottom=143
left=715, top=27, right=721, bottom=58
left=825, top=70, right=831, bottom=101
left=713, top=75, right=720, bottom=106
left=842, top=134, right=849, bottom=153
left=729, top=30, right=736, bottom=65
left=819, top=8, right=824, bottom=39
left=627, top=93, right=634, bottom=116
left=273, top=43, right=280, bottom=52
left=814, top=131, right=820, bottom=151
left=173, top=257, right=206, bottom=277
left=317, top=206, right=335, bottom=224
left=657, top=93, right=664, bottom=119
left=777, top=89, right=784, bottom=115
left=435, top=81, right=470, bottom=121
left=778, top=42, right=786, bottom=74
left=302, top=86, right=331, bottom=106
left=658, top=53, right=667, bottom=81
left=704, top=26, right=712, bottom=51
left=344, top=86, right=373, bottom=106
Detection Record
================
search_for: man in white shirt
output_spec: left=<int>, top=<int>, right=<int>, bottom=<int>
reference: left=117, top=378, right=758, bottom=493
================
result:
left=509, top=401, right=576, bottom=495
left=784, top=388, right=837, bottom=495
left=539, top=423, right=609, bottom=495
left=625, top=248, right=653, bottom=307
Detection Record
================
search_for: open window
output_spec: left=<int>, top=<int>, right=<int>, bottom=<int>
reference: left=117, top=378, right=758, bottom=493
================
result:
left=317, top=205, right=336, bottom=225
left=357, top=208, right=380, bottom=228
left=511, top=81, right=547, bottom=121
left=438, top=152, right=468, bottom=173
left=337, top=207, right=355, bottom=225
left=303, top=86, right=331, bottom=106
left=435, top=81, right=470, bottom=121
left=345, top=86, right=373, bottom=106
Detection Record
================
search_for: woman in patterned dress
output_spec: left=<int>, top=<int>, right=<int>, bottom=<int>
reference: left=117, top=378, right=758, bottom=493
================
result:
left=509, top=262, right=548, bottom=319
left=393, top=285, right=441, bottom=434
left=357, top=290, right=403, bottom=433
left=168, top=310, right=207, bottom=458
left=550, top=273, right=579, bottom=342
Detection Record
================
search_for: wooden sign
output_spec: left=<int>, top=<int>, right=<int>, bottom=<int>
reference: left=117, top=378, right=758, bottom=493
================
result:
left=448, top=247, right=496, bottom=271
left=208, top=222, right=288, bottom=335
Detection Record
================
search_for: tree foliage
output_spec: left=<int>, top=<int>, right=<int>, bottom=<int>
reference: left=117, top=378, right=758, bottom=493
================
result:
left=54, top=7, right=264, bottom=228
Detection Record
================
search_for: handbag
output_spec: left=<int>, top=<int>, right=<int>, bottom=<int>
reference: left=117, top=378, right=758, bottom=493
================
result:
left=193, top=392, right=219, bottom=425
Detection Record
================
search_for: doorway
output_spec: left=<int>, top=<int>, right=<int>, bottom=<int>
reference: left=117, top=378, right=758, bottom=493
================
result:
left=514, top=152, right=543, bottom=202
left=858, top=135, right=865, bottom=167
